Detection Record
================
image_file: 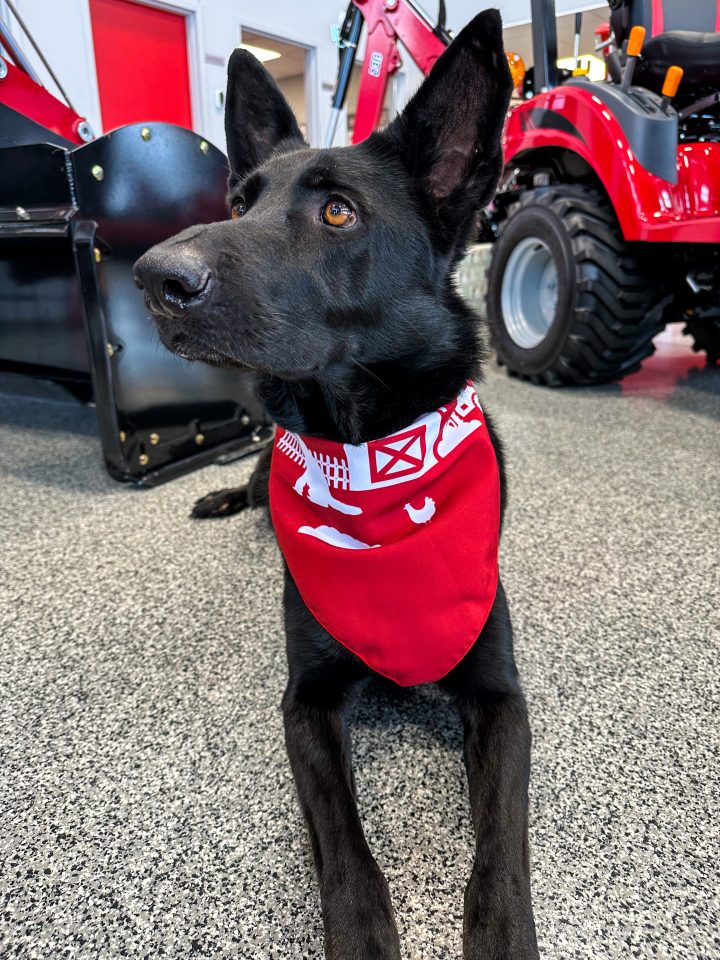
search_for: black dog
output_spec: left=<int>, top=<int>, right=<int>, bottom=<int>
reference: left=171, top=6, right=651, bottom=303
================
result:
left=134, top=10, right=537, bottom=958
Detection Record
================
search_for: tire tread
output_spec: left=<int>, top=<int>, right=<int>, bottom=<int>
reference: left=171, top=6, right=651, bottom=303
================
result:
left=488, top=185, right=669, bottom=385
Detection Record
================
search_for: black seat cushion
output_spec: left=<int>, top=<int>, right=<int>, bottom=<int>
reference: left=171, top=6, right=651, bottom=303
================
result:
left=635, top=30, right=720, bottom=93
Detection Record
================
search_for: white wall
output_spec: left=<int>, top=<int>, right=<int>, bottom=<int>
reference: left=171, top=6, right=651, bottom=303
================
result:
left=1, top=0, right=606, bottom=153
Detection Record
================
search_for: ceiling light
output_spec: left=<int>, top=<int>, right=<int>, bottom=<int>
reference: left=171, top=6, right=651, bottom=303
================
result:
left=238, top=42, right=281, bottom=63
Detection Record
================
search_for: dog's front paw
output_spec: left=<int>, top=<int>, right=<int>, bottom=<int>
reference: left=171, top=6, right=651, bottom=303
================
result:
left=191, top=486, right=249, bottom=519
left=322, top=869, right=401, bottom=960
left=464, top=870, right=539, bottom=960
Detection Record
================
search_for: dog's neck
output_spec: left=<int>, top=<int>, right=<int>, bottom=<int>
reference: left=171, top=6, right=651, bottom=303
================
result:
left=258, top=342, right=480, bottom=445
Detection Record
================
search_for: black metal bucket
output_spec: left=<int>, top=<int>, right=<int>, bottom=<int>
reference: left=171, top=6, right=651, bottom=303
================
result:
left=0, top=113, right=271, bottom=485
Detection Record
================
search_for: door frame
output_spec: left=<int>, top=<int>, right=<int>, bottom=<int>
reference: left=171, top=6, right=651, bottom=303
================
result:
left=236, top=17, right=320, bottom=147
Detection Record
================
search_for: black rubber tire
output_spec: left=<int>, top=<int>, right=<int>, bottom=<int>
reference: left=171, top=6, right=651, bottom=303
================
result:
left=486, top=186, right=670, bottom=385
left=683, top=311, right=720, bottom=366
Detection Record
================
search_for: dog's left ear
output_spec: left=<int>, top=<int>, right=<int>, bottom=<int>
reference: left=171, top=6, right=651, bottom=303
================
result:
left=377, top=9, right=512, bottom=243
left=225, top=49, right=305, bottom=178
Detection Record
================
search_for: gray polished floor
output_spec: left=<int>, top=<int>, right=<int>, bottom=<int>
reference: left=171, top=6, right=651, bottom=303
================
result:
left=1, top=326, right=718, bottom=959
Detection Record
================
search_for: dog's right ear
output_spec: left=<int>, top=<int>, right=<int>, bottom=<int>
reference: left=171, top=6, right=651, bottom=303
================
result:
left=225, top=49, right=305, bottom=178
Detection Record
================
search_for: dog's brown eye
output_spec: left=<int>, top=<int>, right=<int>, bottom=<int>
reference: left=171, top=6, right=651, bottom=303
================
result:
left=322, top=198, right=356, bottom=228
left=231, top=200, right=246, bottom=220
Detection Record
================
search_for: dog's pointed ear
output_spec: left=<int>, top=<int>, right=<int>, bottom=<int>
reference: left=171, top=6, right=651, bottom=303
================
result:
left=378, top=9, right=512, bottom=240
left=225, top=49, right=305, bottom=178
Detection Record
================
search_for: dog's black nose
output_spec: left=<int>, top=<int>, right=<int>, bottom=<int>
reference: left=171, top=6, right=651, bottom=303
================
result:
left=133, top=249, right=212, bottom=318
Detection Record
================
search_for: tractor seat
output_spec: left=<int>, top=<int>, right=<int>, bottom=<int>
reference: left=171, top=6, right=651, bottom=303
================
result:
left=609, top=0, right=720, bottom=94
left=636, top=30, right=720, bottom=93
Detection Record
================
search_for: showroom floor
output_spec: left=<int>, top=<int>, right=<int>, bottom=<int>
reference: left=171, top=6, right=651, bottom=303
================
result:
left=1, top=326, right=718, bottom=960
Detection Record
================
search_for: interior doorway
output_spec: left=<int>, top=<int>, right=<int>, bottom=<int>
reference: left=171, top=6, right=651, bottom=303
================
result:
left=238, top=28, right=315, bottom=142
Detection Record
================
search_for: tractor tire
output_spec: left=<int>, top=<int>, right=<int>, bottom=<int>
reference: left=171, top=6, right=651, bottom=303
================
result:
left=683, top=310, right=720, bottom=365
left=486, top=186, right=669, bottom=385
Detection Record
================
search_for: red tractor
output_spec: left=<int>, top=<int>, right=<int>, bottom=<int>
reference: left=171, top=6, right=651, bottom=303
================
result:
left=485, top=0, right=720, bottom=384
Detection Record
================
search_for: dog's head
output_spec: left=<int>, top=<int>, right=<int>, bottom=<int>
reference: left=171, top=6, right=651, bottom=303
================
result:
left=133, top=10, right=511, bottom=380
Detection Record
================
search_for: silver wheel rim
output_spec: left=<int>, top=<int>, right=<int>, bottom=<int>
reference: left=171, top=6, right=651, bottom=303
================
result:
left=500, top=236, right=559, bottom=349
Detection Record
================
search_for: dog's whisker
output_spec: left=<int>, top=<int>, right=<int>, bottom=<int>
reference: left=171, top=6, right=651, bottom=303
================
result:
left=265, top=315, right=301, bottom=330
left=351, top=358, right=389, bottom=388
left=403, top=316, right=435, bottom=348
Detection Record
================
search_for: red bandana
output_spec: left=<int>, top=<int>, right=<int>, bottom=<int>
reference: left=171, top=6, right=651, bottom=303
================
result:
left=269, top=384, right=500, bottom=686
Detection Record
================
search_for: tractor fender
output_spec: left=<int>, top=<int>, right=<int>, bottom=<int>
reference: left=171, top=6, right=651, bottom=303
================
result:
left=502, top=84, right=720, bottom=243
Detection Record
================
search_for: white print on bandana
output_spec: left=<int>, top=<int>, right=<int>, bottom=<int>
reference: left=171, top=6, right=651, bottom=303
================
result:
left=404, top=497, right=436, bottom=524
left=277, top=433, right=362, bottom=515
left=298, top=525, right=379, bottom=550
left=278, top=384, right=483, bottom=497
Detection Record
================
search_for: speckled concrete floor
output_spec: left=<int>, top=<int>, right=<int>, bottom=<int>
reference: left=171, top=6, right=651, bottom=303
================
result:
left=1, top=327, right=718, bottom=960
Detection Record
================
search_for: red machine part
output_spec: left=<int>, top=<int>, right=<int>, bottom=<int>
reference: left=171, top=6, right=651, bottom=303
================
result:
left=350, top=0, right=446, bottom=143
left=594, top=21, right=612, bottom=49
left=503, top=85, right=720, bottom=242
left=0, top=55, right=88, bottom=144
left=594, top=21, right=612, bottom=69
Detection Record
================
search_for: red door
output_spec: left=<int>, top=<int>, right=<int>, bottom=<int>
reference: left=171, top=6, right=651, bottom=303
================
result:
left=89, top=0, right=193, bottom=132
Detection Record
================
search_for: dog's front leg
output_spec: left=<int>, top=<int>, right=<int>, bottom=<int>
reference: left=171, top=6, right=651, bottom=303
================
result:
left=282, top=575, right=401, bottom=960
left=442, top=581, right=539, bottom=960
